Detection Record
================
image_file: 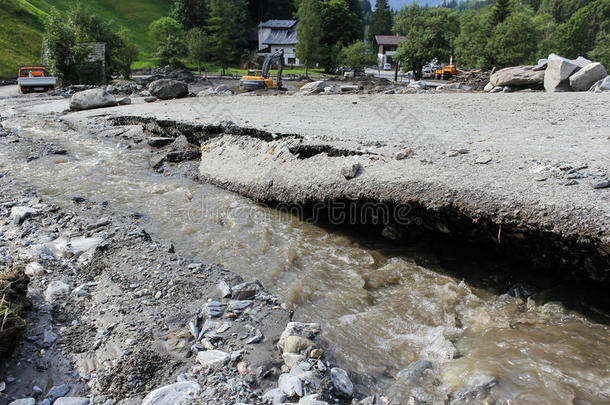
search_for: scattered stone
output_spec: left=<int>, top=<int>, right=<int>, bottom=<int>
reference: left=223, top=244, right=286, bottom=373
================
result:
left=533, top=58, right=548, bottom=71
left=330, top=368, right=353, bottom=398
left=142, top=381, right=201, bottom=405
left=8, top=399, right=35, bottom=405
left=46, top=384, right=70, bottom=402
left=144, top=96, right=158, bottom=103
left=475, top=156, right=492, bottom=164
left=25, top=262, right=44, bottom=277
left=263, top=388, right=287, bottom=405
left=299, top=81, right=328, bottom=94
left=449, top=375, right=497, bottom=405
left=117, top=97, right=132, bottom=106
left=569, top=62, right=607, bottom=91
left=54, top=398, right=89, bottom=405
left=341, top=163, right=361, bottom=180
left=283, top=335, right=314, bottom=354
left=43, top=330, right=59, bottom=347
left=395, top=148, right=413, bottom=160
left=396, top=360, right=433, bottom=384
left=483, top=82, right=493, bottom=92
left=148, top=79, right=189, bottom=100
left=591, top=179, right=610, bottom=189
left=231, top=280, right=263, bottom=300
left=70, top=89, right=117, bottom=111
left=227, top=300, right=253, bottom=313
left=10, top=206, right=38, bottom=225
left=283, top=353, right=305, bottom=368
left=217, top=280, right=232, bottom=298
left=205, top=301, right=227, bottom=318
left=45, top=281, right=70, bottom=302
left=278, top=373, right=304, bottom=397
left=340, top=85, right=360, bottom=92
left=196, top=350, right=230, bottom=368
left=246, top=328, right=264, bottom=344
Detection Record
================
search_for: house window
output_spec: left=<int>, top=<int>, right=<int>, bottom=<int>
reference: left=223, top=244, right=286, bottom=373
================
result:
left=288, top=58, right=296, bottom=64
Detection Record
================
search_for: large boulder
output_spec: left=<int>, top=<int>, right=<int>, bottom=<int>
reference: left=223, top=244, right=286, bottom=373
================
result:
left=148, top=79, right=188, bottom=100
left=142, top=381, right=201, bottom=405
left=70, top=88, right=117, bottom=111
left=548, top=53, right=591, bottom=68
left=489, top=66, right=544, bottom=88
left=299, top=81, right=328, bottom=94
left=569, top=62, right=607, bottom=91
left=544, top=59, right=581, bottom=92
left=589, top=75, right=610, bottom=92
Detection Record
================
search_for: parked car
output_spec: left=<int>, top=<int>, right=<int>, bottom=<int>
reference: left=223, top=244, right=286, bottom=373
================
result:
left=383, top=63, right=392, bottom=71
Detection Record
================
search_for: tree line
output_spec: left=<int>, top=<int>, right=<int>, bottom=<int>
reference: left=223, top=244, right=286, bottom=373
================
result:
left=43, top=0, right=609, bottom=84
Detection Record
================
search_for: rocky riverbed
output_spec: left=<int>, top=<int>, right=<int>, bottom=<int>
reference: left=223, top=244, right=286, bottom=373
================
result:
left=0, top=123, right=378, bottom=405
left=0, top=86, right=609, bottom=405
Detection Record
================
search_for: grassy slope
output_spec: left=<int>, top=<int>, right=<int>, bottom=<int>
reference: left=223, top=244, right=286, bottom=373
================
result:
left=0, top=0, right=170, bottom=77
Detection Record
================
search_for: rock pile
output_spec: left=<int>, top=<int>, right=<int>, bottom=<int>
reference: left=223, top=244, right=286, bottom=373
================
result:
left=484, top=53, right=609, bottom=93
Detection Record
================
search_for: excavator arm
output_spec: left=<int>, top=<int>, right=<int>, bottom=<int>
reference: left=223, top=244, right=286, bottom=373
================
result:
left=262, top=49, right=284, bottom=88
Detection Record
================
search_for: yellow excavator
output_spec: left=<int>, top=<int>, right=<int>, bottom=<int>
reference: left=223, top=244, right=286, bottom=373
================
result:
left=240, top=49, right=284, bottom=91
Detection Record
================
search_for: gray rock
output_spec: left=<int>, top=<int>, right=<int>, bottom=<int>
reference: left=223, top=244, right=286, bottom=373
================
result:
left=600, top=76, right=610, bottom=91
left=142, top=381, right=201, bottom=405
left=198, top=319, right=222, bottom=339
left=43, top=330, right=59, bottom=347
left=148, top=79, right=188, bottom=100
left=490, top=86, right=503, bottom=93
left=215, top=84, right=232, bottom=93
left=436, top=82, right=471, bottom=91
left=262, top=388, right=287, bottom=405
left=196, top=350, right=230, bottom=368
left=232, top=280, right=263, bottom=300
left=144, top=96, right=158, bottom=103
left=570, top=62, right=607, bottom=91
left=533, top=58, right=548, bottom=71
left=591, top=179, right=610, bottom=189
left=227, top=300, right=253, bottom=313
left=544, top=58, right=580, bottom=92
left=10, top=206, right=38, bottom=225
left=300, top=81, right=328, bottom=94
left=217, top=280, right=232, bottom=298
left=70, top=89, right=117, bottom=111
left=25, top=262, right=44, bottom=277
left=117, top=97, right=131, bottom=105
left=330, top=367, right=353, bottom=398
left=449, top=375, right=497, bottom=405
left=341, top=163, right=361, bottom=180
left=150, top=135, right=202, bottom=169
left=298, top=395, right=329, bottom=405
left=279, top=322, right=321, bottom=352
left=68, top=237, right=102, bottom=256
left=45, top=281, right=70, bottom=302
left=408, top=80, right=427, bottom=90
left=475, top=156, right=492, bottom=164
left=46, top=384, right=70, bottom=401
left=38, top=400, right=50, bottom=405
left=54, top=398, right=89, bottom=405
left=483, top=82, right=494, bottom=92
left=489, top=66, right=544, bottom=88
left=396, top=360, right=433, bottom=384
left=340, top=85, right=360, bottom=92
left=246, top=328, right=264, bottom=344
left=278, top=373, right=303, bottom=397
left=204, top=301, right=226, bottom=318
left=8, top=399, right=35, bottom=405
left=548, top=53, right=591, bottom=68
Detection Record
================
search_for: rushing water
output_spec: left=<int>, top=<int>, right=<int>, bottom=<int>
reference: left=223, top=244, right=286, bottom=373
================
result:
left=1, top=115, right=609, bottom=404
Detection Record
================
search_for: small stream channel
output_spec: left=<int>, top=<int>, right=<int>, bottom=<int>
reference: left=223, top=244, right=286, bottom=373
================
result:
left=1, top=114, right=609, bottom=404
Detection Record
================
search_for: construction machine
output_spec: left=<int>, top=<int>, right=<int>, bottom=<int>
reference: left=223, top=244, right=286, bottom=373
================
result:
left=240, top=49, right=284, bottom=91
left=17, top=67, right=56, bottom=94
left=434, top=56, right=458, bottom=80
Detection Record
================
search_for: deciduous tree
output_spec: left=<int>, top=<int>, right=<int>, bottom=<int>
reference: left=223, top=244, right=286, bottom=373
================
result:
left=296, top=0, right=323, bottom=76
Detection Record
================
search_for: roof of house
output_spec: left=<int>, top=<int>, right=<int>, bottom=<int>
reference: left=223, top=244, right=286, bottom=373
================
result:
left=258, top=20, right=297, bottom=29
left=375, top=35, right=406, bottom=46
left=262, top=26, right=298, bottom=45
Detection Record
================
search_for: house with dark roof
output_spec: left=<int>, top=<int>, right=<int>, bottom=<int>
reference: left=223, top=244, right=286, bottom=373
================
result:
left=375, top=35, right=406, bottom=68
left=258, top=20, right=300, bottom=66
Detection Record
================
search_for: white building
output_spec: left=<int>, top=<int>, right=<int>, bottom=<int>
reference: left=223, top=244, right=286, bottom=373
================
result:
left=375, top=35, right=406, bottom=68
left=258, top=20, right=300, bottom=66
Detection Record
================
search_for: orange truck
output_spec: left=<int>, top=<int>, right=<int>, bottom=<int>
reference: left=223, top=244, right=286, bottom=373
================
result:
left=434, top=64, right=458, bottom=80
left=17, top=67, right=57, bottom=94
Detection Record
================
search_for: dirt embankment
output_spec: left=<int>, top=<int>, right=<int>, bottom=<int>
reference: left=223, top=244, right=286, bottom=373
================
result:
left=60, top=92, right=610, bottom=288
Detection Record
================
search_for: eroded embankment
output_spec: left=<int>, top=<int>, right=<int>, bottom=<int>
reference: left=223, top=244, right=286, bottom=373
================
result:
left=109, top=115, right=610, bottom=299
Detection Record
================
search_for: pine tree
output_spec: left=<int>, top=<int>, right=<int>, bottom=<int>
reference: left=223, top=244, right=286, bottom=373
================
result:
left=491, top=0, right=512, bottom=24
left=296, top=0, right=323, bottom=76
left=368, top=0, right=393, bottom=43
left=206, top=0, right=248, bottom=75
left=171, top=0, right=208, bottom=30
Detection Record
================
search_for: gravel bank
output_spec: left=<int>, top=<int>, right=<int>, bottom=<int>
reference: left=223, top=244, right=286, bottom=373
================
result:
left=0, top=122, right=368, bottom=405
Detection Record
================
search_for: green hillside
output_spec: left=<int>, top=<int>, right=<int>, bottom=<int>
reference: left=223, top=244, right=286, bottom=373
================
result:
left=0, top=0, right=171, bottom=77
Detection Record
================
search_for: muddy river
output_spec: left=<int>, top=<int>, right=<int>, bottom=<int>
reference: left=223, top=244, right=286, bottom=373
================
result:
left=1, top=114, right=609, bottom=404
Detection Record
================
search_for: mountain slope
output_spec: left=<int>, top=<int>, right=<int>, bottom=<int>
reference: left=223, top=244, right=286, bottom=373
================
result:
left=0, top=0, right=171, bottom=78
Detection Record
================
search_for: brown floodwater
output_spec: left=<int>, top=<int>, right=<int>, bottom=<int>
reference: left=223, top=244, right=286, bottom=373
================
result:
left=1, top=116, right=609, bottom=404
